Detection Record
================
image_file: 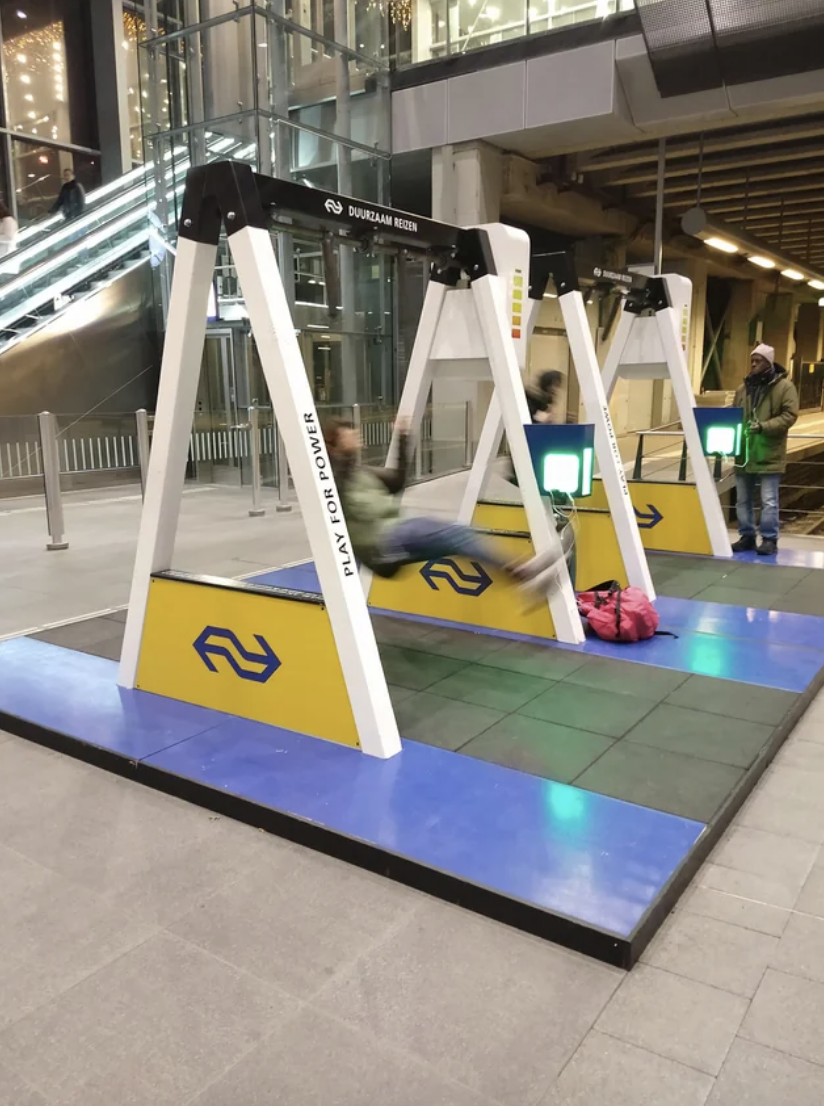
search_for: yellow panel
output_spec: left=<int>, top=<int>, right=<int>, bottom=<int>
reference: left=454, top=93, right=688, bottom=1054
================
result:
left=368, top=533, right=557, bottom=640
left=470, top=503, right=627, bottom=590
left=580, top=479, right=713, bottom=556
left=137, top=577, right=359, bottom=747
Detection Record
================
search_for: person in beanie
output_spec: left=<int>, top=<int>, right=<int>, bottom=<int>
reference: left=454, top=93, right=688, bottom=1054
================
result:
left=732, top=343, right=798, bottom=556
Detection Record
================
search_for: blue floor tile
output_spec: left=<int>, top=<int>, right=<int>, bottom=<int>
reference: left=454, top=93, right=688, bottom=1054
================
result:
left=0, top=640, right=704, bottom=941
left=0, top=638, right=222, bottom=759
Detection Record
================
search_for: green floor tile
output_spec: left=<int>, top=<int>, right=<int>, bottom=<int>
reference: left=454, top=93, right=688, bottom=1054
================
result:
left=388, top=684, right=417, bottom=707
left=688, top=585, right=779, bottom=610
left=377, top=645, right=466, bottom=691
left=716, top=566, right=812, bottom=596
left=477, top=640, right=590, bottom=680
left=372, top=616, right=434, bottom=648
left=655, top=573, right=729, bottom=599
left=726, top=563, right=812, bottom=588
left=665, top=675, right=798, bottom=726
left=408, top=625, right=507, bottom=663
left=574, top=742, right=745, bottom=822
left=395, top=692, right=503, bottom=750
left=563, top=657, right=688, bottom=701
left=624, top=703, right=774, bottom=768
left=519, top=682, right=657, bottom=738
left=459, top=714, right=614, bottom=784
left=429, top=664, right=554, bottom=712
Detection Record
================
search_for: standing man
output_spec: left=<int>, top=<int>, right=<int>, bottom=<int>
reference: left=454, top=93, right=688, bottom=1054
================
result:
left=50, top=167, right=86, bottom=222
left=732, top=343, right=798, bottom=556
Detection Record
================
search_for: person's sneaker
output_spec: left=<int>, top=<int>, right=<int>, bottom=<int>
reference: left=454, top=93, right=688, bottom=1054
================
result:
left=757, top=540, right=778, bottom=556
left=731, top=535, right=757, bottom=553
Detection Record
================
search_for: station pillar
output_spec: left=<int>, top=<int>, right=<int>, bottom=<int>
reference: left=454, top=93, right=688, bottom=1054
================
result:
left=763, top=293, right=797, bottom=369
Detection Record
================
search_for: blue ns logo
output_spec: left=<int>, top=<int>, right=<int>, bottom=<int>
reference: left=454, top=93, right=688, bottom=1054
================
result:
left=193, top=626, right=281, bottom=683
left=420, top=559, right=493, bottom=597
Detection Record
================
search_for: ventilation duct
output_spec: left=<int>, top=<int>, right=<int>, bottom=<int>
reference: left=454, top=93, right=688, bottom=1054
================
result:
left=634, top=0, right=824, bottom=97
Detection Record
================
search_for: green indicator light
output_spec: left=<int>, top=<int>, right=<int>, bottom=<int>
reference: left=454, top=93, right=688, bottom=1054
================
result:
left=544, top=782, right=586, bottom=823
left=705, top=425, right=736, bottom=455
left=581, top=447, right=594, bottom=497
left=542, top=453, right=580, bottom=494
left=735, top=423, right=743, bottom=454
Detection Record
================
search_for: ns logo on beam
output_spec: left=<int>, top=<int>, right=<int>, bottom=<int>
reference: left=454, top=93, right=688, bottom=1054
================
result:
left=193, top=626, right=281, bottom=683
left=419, top=559, right=493, bottom=597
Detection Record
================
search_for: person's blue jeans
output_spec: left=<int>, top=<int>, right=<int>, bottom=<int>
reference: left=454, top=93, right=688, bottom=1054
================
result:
left=381, top=517, right=509, bottom=568
left=736, top=472, right=781, bottom=542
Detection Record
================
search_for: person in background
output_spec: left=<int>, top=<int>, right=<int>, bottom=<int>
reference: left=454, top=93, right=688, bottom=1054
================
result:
left=0, top=200, right=18, bottom=259
left=50, top=167, right=86, bottom=222
left=526, top=370, right=565, bottom=424
left=324, top=417, right=564, bottom=591
left=732, top=343, right=799, bottom=556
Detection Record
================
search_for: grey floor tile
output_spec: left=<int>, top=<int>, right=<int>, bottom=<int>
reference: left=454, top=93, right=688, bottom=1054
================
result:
left=0, top=843, right=156, bottom=1034
left=776, top=739, right=824, bottom=773
left=642, top=910, right=779, bottom=998
left=0, top=931, right=293, bottom=1106
left=624, top=704, right=774, bottom=769
left=741, top=968, right=824, bottom=1066
left=388, top=683, right=417, bottom=706
left=538, top=1031, right=713, bottom=1106
left=678, top=883, right=790, bottom=938
left=708, top=826, right=819, bottom=909
left=0, top=768, right=269, bottom=927
left=169, top=849, right=421, bottom=1001
left=190, top=1007, right=489, bottom=1106
left=315, top=900, right=621, bottom=1106
left=698, top=863, right=807, bottom=915
left=394, top=692, right=504, bottom=750
left=519, top=682, right=657, bottom=738
left=0, top=1060, right=48, bottom=1106
left=771, top=913, right=824, bottom=985
left=596, top=964, right=747, bottom=1076
left=708, top=1037, right=824, bottom=1106
left=736, top=769, right=824, bottom=843
left=788, top=709, right=824, bottom=746
left=665, top=675, right=798, bottom=726
left=459, top=714, right=614, bottom=784
left=796, top=864, right=824, bottom=918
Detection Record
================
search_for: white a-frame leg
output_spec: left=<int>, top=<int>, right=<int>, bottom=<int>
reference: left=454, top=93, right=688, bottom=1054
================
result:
left=601, top=278, right=732, bottom=559
left=119, top=221, right=401, bottom=758
left=461, top=268, right=655, bottom=599
left=385, top=239, right=584, bottom=646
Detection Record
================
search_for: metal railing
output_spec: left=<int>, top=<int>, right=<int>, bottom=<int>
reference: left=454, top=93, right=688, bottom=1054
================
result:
left=632, top=422, right=824, bottom=536
left=0, top=401, right=474, bottom=550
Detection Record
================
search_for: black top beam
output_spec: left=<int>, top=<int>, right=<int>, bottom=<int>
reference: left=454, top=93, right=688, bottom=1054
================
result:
left=178, top=160, right=461, bottom=253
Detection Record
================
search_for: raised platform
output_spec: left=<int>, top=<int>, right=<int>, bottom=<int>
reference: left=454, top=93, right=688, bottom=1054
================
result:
left=1, top=550, right=823, bottom=968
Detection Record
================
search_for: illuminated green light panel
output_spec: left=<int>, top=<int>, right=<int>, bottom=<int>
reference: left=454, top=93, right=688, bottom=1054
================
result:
left=705, top=424, right=743, bottom=456
left=541, top=448, right=594, bottom=496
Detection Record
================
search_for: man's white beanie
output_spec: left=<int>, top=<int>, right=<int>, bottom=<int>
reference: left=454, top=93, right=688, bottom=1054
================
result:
left=752, top=343, right=775, bottom=365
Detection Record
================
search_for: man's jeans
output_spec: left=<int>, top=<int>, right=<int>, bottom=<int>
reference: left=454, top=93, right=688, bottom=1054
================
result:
left=736, top=472, right=781, bottom=542
left=382, top=517, right=507, bottom=568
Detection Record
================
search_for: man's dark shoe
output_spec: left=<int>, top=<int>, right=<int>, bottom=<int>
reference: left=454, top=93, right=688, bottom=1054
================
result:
left=731, top=536, right=756, bottom=553
left=757, top=540, right=778, bottom=556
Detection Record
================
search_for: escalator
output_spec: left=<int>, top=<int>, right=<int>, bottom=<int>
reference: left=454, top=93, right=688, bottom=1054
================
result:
left=0, top=132, right=255, bottom=357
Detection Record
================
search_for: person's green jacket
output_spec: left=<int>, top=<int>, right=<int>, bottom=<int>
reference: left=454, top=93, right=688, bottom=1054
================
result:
left=734, top=367, right=799, bottom=474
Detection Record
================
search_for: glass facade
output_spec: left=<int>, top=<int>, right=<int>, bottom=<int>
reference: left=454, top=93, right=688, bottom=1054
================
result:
left=396, top=0, right=634, bottom=64
left=0, top=0, right=101, bottom=223
left=137, top=0, right=395, bottom=407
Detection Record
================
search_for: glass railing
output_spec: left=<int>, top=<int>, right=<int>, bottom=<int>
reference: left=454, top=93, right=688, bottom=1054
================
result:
left=397, top=0, right=634, bottom=65
left=0, top=134, right=256, bottom=352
